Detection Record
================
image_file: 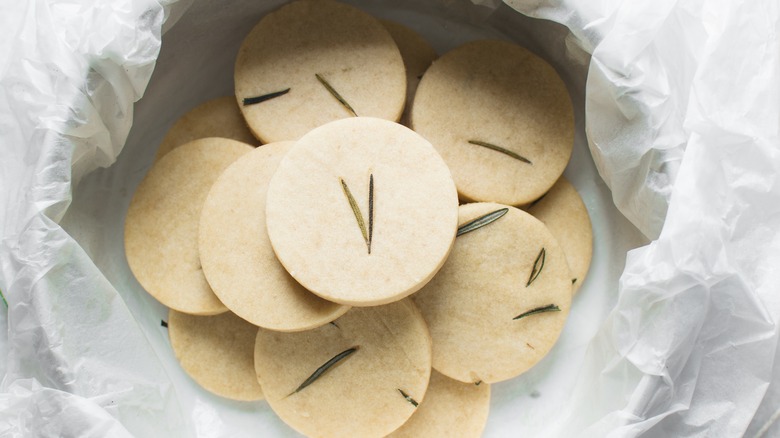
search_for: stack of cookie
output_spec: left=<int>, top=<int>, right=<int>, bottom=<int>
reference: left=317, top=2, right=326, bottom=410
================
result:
left=124, top=0, right=592, bottom=436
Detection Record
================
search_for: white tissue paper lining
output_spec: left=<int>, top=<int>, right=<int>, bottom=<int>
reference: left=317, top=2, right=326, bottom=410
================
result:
left=1, top=0, right=778, bottom=436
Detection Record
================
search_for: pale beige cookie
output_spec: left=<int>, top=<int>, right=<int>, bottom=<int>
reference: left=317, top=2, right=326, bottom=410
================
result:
left=389, top=370, right=491, bottom=438
left=154, top=96, right=257, bottom=162
left=254, top=300, right=431, bottom=438
left=413, top=202, right=572, bottom=384
left=265, top=117, right=458, bottom=306
left=199, top=142, right=349, bottom=331
left=124, top=138, right=252, bottom=315
left=411, top=40, right=574, bottom=205
left=168, top=310, right=263, bottom=401
left=380, top=20, right=437, bottom=126
left=235, top=0, right=406, bottom=143
left=527, top=177, right=593, bottom=293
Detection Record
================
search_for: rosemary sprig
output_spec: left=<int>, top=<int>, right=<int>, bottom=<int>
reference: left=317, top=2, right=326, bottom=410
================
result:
left=468, top=140, right=532, bottom=165
left=368, top=174, right=374, bottom=254
left=316, top=73, right=357, bottom=116
left=513, top=304, right=560, bottom=321
left=474, top=381, right=483, bottom=386
left=526, top=248, right=546, bottom=286
left=456, top=208, right=508, bottom=237
left=242, top=88, right=290, bottom=106
left=340, top=176, right=374, bottom=254
left=160, top=320, right=168, bottom=328
left=290, top=346, right=359, bottom=395
left=0, top=288, right=7, bottom=308
left=572, top=278, right=577, bottom=285
left=397, top=389, right=419, bottom=407
left=341, top=178, right=368, bottom=246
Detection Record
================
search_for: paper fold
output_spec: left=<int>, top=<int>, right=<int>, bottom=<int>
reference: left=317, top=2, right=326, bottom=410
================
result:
left=0, top=0, right=187, bottom=436
left=507, top=0, right=780, bottom=436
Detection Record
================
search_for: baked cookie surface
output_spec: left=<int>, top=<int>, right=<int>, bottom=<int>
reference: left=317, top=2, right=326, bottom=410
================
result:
left=254, top=300, right=431, bottom=438
left=235, top=0, right=406, bottom=143
left=413, top=202, right=572, bottom=383
left=380, top=20, right=437, bottom=126
left=411, top=40, right=574, bottom=205
left=199, top=141, right=348, bottom=331
left=154, top=96, right=257, bottom=162
left=168, top=310, right=263, bottom=401
left=125, top=138, right=252, bottom=315
left=265, top=117, right=458, bottom=306
left=389, top=370, right=490, bottom=438
left=528, top=177, right=592, bottom=293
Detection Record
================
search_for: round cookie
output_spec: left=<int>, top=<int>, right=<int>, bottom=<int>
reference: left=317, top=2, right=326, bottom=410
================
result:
left=389, top=370, right=491, bottom=438
left=154, top=96, right=257, bottom=162
left=527, top=177, right=593, bottom=293
left=199, top=142, right=349, bottom=331
left=168, top=310, right=263, bottom=401
left=265, top=117, right=458, bottom=306
left=235, top=0, right=406, bottom=143
left=380, top=20, right=437, bottom=126
left=254, top=300, right=432, bottom=438
left=411, top=40, right=574, bottom=205
left=124, top=138, right=252, bottom=315
left=413, top=202, right=572, bottom=384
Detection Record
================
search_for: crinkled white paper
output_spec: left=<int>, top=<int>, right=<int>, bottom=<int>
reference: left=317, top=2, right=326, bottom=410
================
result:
left=1, top=0, right=779, bottom=437
left=0, top=0, right=189, bottom=436
left=508, top=0, right=780, bottom=436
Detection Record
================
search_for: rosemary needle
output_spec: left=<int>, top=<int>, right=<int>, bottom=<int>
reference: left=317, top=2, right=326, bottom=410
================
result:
left=242, top=88, right=290, bottom=106
left=526, top=248, right=546, bottom=287
left=341, top=178, right=369, bottom=248
left=513, top=304, right=560, bottom=321
left=468, top=140, right=532, bottom=165
left=290, top=346, right=359, bottom=395
left=368, top=173, right=374, bottom=254
left=397, top=389, right=419, bottom=407
left=341, top=176, right=374, bottom=254
left=316, top=73, right=357, bottom=116
left=456, top=208, right=508, bottom=237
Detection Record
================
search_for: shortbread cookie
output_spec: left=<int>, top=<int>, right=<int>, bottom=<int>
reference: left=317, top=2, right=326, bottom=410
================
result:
left=199, top=142, right=349, bottom=331
left=265, top=117, right=458, bottom=306
left=527, top=177, right=592, bottom=293
left=380, top=20, right=437, bottom=126
left=389, top=370, right=490, bottom=438
left=125, top=138, right=252, bottom=315
left=235, top=0, right=406, bottom=143
left=254, top=300, right=432, bottom=438
left=154, top=96, right=257, bottom=162
left=411, top=40, right=574, bottom=205
left=413, top=203, right=572, bottom=383
left=168, top=310, right=263, bottom=401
